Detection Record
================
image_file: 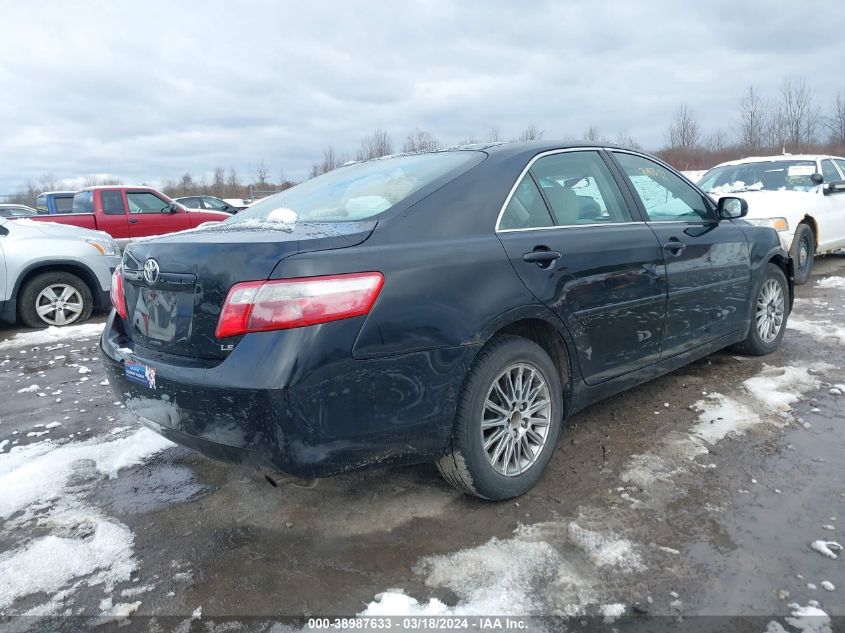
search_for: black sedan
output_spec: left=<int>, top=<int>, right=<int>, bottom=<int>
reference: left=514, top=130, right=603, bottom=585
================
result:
left=101, top=142, right=793, bottom=500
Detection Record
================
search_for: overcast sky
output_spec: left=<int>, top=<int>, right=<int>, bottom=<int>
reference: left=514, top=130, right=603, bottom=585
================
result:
left=1, top=0, right=843, bottom=193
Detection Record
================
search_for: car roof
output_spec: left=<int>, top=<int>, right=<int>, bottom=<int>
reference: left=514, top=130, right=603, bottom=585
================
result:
left=79, top=185, right=157, bottom=191
left=38, top=190, right=76, bottom=196
left=711, top=154, right=845, bottom=169
left=0, top=203, right=34, bottom=208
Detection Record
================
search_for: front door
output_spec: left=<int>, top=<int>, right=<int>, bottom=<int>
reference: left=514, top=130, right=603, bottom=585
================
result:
left=496, top=149, right=667, bottom=385
left=818, top=159, right=845, bottom=251
left=610, top=151, right=750, bottom=358
left=125, top=190, right=191, bottom=239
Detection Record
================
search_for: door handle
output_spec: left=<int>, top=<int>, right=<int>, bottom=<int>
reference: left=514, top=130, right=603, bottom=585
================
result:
left=129, top=218, right=139, bottom=224
left=522, top=248, right=561, bottom=269
left=662, top=240, right=686, bottom=255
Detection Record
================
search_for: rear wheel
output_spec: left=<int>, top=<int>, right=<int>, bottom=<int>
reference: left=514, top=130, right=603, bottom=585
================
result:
left=436, top=335, right=563, bottom=500
left=790, top=223, right=815, bottom=285
left=731, top=263, right=789, bottom=356
left=18, top=271, right=93, bottom=328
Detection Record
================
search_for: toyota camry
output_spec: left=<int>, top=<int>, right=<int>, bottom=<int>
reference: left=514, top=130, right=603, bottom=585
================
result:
left=101, top=141, right=793, bottom=500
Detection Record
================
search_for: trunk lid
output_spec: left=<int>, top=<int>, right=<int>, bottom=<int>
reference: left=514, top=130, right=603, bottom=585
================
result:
left=121, top=221, right=375, bottom=360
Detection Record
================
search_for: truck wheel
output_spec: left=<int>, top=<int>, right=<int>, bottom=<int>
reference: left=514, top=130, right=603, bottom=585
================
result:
left=731, top=263, right=789, bottom=356
left=436, top=335, right=563, bottom=500
left=790, top=223, right=814, bottom=285
left=18, top=272, right=93, bottom=328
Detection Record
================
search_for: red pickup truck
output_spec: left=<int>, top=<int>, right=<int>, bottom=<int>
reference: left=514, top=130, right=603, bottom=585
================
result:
left=25, top=186, right=230, bottom=246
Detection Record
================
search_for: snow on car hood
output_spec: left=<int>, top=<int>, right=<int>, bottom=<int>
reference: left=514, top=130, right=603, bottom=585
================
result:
left=9, top=218, right=113, bottom=242
left=706, top=189, right=818, bottom=220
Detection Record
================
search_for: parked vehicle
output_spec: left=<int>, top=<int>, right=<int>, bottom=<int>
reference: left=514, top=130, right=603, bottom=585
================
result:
left=102, top=142, right=793, bottom=500
left=0, top=217, right=120, bottom=327
left=698, top=155, right=845, bottom=284
left=20, top=186, right=230, bottom=247
left=34, top=191, right=76, bottom=215
left=0, top=204, right=38, bottom=218
left=174, top=195, right=244, bottom=213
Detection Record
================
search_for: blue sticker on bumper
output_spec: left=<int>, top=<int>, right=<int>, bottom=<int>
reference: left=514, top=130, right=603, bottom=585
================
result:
left=125, top=362, right=156, bottom=389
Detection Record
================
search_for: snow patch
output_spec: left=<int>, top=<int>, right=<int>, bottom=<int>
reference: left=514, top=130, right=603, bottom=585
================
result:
left=810, top=540, right=842, bottom=560
left=0, top=322, right=104, bottom=351
left=816, top=277, right=845, bottom=290
left=787, top=317, right=845, bottom=346
left=567, top=523, right=643, bottom=571
left=743, top=365, right=821, bottom=414
left=691, top=394, right=761, bottom=444
left=17, top=384, right=39, bottom=393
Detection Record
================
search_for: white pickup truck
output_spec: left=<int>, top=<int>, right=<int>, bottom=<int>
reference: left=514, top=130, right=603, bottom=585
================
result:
left=698, top=155, right=845, bottom=283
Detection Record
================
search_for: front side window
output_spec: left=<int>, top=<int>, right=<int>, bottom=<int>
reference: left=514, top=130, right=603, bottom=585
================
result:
left=54, top=196, right=74, bottom=214
left=530, top=151, right=631, bottom=225
left=101, top=190, right=125, bottom=215
left=180, top=197, right=202, bottom=209
left=499, top=176, right=553, bottom=230
left=35, top=196, right=47, bottom=213
left=614, top=153, right=710, bottom=222
left=231, top=151, right=483, bottom=225
left=127, top=192, right=170, bottom=214
left=821, top=159, right=841, bottom=183
left=72, top=191, right=94, bottom=214
left=834, top=159, right=845, bottom=178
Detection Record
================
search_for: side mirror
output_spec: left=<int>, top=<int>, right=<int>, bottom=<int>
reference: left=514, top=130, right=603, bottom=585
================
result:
left=221, top=204, right=231, bottom=211
left=824, top=180, right=845, bottom=195
left=717, top=196, right=748, bottom=219
left=810, top=173, right=824, bottom=185
left=168, top=203, right=179, bottom=213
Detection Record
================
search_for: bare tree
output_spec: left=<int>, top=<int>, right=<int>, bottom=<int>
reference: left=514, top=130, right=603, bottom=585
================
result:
left=826, top=91, right=845, bottom=146
left=705, top=129, right=729, bottom=152
left=212, top=167, right=226, bottom=197
left=310, top=146, right=343, bottom=178
left=486, top=127, right=501, bottom=142
left=517, top=125, right=544, bottom=142
left=252, top=160, right=270, bottom=188
left=615, top=131, right=642, bottom=150
left=779, top=77, right=819, bottom=152
left=356, top=129, right=393, bottom=161
left=736, top=85, right=769, bottom=152
left=583, top=126, right=607, bottom=143
left=179, top=173, right=194, bottom=195
left=459, top=134, right=481, bottom=145
left=227, top=168, right=241, bottom=197
left=402, top=128, right=441, bottom=153
left=666, top=104, right=701, bottom=150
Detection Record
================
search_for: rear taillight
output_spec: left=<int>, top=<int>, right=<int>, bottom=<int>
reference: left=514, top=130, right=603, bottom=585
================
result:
left=215, top=272, right=384, bottom=339
left=110, top=265, right=127, bottom=319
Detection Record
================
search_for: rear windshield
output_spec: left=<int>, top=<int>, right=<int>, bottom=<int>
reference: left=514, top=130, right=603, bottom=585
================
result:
left=228, top=151, right=483, bottom=225
left=55, top=196, right=75, bottom=214
left=72, top=191, right=94, bottom=213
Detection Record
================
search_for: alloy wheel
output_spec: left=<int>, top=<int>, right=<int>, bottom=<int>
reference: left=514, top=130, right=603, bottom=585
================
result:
left=35, top=284, right=84, bottom=326
left=755, top=278, right=785, bottom=343
left=481, top=362, right=552, bottom=476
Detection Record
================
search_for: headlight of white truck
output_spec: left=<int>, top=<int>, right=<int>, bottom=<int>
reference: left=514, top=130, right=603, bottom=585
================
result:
left=85, top=238, right=119, bottom=256
left=745, top=217, right=790, bottom=232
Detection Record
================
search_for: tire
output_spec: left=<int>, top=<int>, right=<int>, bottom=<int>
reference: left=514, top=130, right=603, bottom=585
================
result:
left=18, top=271, right=93, bottom=328
left=790, top=223, right=815, bottom=285
left=731, top=263, right=789, bottom=356
left=436, top=335, right=563, bottom=500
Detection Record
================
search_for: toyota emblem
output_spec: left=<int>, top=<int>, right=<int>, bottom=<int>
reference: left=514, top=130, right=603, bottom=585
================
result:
left=143, top=258, right=160, bottom=284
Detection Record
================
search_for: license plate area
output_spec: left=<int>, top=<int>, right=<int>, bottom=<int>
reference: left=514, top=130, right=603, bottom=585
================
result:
left=125, top=362, right=157, bottom=389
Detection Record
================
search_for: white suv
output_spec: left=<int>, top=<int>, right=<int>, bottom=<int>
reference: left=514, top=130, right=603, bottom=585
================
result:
left=698, top=155, right=845, bottom=283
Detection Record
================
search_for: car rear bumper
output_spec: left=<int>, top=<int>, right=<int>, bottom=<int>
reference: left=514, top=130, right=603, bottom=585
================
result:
left=100, top=311, right=476, bottom=477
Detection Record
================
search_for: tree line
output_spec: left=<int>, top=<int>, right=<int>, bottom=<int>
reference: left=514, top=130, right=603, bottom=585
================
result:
left=5, top=76, right=845, bottom=206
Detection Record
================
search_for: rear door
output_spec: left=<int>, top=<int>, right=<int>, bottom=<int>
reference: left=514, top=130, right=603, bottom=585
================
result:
left=125, top=190, right=190, bottom=239
left=97, top=189, right=130, bottom=238
left=496, top=149, right=667, bottom=385
left=610, top=151, right=750, bottom=358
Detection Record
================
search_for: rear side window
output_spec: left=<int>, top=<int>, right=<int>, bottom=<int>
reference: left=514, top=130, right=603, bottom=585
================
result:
left=530, top=151, right=632, bottom=225
left=499, top=176, right=553, bottom=230
left=54, top=196, right=74, bottom=214
left=101, top=190, right=125, bottom=215
left=35, top=196, right=47, bottom=213
left=180, top=197, right=201, bottom=209
left=127, top=192, right=170, bottom=214
left=232, top=151, right=483, bottom=224
left=72, top=191, right=94, bottom=214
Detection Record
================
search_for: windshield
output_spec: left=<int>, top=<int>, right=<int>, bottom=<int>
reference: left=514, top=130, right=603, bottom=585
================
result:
left=228, top=151, right=483, bottom=225
left=698, top=160, right=818, bottom=194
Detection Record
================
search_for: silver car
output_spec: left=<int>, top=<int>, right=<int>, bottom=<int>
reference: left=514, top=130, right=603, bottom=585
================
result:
left=0, top=217, right=121, bottom=327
